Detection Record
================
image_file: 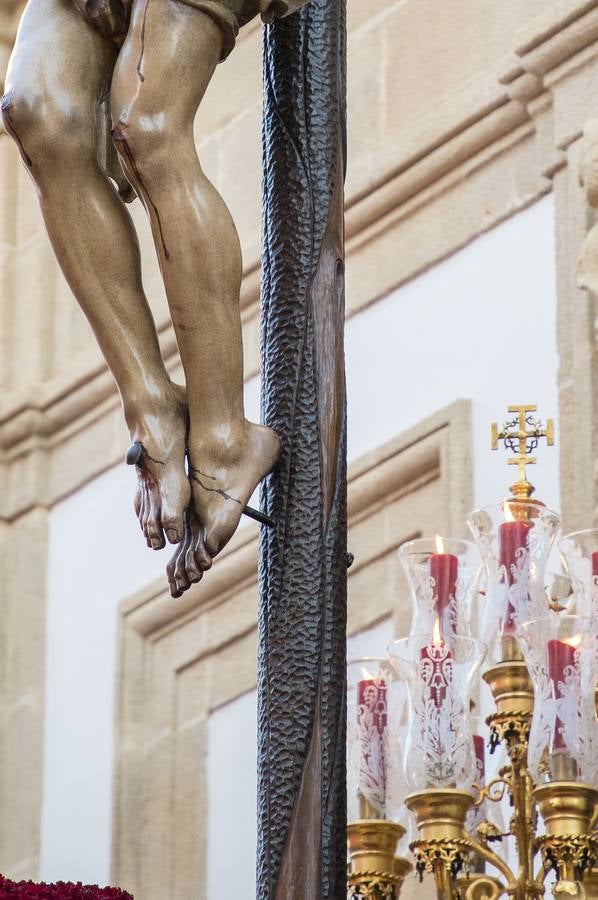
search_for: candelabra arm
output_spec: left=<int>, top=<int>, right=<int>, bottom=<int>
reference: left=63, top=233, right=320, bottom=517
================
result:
left=464, top=876, right=506, bottom=900
left=465, top=832, right=518, bottom=891
left=511, top=764, right=538, bottom=894
left=474, top=775, right=510, bottom=807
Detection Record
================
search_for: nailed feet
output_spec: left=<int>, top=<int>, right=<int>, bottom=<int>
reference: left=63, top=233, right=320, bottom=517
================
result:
left=127, top=382, right=190, bottom=549
left=166, top=421, right=281, bottom=597
left=127, top=394, right=281, bottom=595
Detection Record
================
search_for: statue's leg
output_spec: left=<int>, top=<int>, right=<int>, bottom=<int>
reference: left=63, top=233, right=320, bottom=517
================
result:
left=110, top=0, right=281, bottom=576
left=1, top=0, right=191, bottom=550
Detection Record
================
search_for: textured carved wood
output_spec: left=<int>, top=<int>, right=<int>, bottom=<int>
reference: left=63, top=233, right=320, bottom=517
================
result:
left=257, top=1, right=347, bottom=897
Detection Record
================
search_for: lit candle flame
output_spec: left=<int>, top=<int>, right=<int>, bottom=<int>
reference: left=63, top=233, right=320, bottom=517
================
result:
left=434, top=534, right=445, bottom=554
left=563, top=634, right=582, bottom=648
left=360, top=665, right=374, bottom=681
left=432, top=617, right=442, bottom=645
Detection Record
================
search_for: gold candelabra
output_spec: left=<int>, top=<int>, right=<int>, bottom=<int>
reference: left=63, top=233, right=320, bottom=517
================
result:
left=347, top=820, right=412, bottom=899
left=347, top=406, right=598, bottom=900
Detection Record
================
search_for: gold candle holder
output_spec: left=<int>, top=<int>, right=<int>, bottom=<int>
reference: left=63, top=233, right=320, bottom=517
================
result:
left=406, top=788, right=474, bottom=893
left=483, top=661, right=533, bottom=764
left=406, top=789, right=474, bottom=844
left=534, top=782, right=598, bottom=886
left=406, top=788, right=520, bottom=898
left=483, top=661, right=534, bottom=717
left=347, top=820, right=411, bottom=899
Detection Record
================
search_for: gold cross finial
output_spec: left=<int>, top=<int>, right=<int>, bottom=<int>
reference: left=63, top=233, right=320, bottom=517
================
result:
left=491, top=404, right=555, bottom=500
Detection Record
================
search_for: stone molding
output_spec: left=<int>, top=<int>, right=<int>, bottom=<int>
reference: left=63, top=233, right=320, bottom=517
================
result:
left=4, top=1, right=598, bottom=521
left=111, top=401, right=472, bottom=898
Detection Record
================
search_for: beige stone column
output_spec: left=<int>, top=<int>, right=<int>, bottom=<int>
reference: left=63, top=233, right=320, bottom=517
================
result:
left=0, top=5, right=49, bottom=877
left=554, top=138, right=598, bottom=531
left=502, top=0, right=598, bottom=531
left=0, top=510, right=48, bottom=878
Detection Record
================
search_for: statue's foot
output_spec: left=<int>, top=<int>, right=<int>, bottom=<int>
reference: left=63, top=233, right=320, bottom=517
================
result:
left=128, top=383, right=191, bottom=549
left=164, top=422, right=280, bottom=598
left=188, top=420, right=281, bottom=559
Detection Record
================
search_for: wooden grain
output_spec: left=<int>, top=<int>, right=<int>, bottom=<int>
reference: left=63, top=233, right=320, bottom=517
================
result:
left=258, top=1, right=347, bottom=896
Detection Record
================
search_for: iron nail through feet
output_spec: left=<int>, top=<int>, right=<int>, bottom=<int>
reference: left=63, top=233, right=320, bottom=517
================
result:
left=243, top=505, right=275, bottom=528
left=125, top=441, right=144, bottom=466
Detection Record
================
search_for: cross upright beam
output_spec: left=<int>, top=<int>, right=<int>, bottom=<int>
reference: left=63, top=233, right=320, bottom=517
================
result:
left=257, top=2, right=348, bottom=898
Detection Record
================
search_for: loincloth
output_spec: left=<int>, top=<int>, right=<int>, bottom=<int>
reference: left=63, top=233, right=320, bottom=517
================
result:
left=72, top=0, right=310, bottom=60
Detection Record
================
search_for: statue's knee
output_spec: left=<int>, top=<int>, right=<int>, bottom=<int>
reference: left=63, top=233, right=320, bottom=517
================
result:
left=1, top=88, right=25, bottom=133
left=111, top=117, right=135, bottom=166
left=111, top=105, right=171, bottom=176
left=1, top=89, right=36, bottom=166
left=2, top=85, right=88, bottom=168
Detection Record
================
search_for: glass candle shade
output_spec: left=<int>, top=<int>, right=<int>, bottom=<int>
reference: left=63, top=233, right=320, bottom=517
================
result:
left=467, top=500, right=560, bottom=662
left=387, top=635, right=485, bottom=793
left=347, top=657, right=405, bottom=821
left=399, top=537, right=481, bottom=640
left=559, top=529, right=598, bottom=617
left=517, top=615, right=598, bottom=785
left=545, top=570, right=574, bottom=611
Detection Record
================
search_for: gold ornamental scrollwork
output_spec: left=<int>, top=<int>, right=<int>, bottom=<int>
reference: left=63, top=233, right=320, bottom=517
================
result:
left=461, top=874, right=505, bottom=900
left=347, top=870, right=402, bottom=899
left=410, top=838, right=474, bottom=880
left=537, top=835, right=597, bottom=882
left=475, top=820, right=508, bottom=844
left=473, top=774, right=511, bottom=809
left=486, top=711, right=531, bottom=764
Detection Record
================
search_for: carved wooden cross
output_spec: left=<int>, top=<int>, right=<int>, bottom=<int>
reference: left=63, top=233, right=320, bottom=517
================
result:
left=258, top=2, right=347, bottom=898
left=491, top=404, right=555, bottom=496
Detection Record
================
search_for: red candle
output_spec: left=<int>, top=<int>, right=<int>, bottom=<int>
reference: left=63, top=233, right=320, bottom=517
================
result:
left=498, top=516, right=532, bottom=634
left=473, top=734, right=485, bottom=783
left=592, top=552, right=598, bottom=580
left=547, top=638, right=578, bottom=750
left=356, top=677, right=388, bottom=810
left=429, top=551, right=458, bottom=623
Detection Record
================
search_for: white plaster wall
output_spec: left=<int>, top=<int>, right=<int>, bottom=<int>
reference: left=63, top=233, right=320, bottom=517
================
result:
left=347, top=619, right=394, bottom=660
left=206, top=691, right=258, bottom=899
left=346, top=194, right=560, bottom=512
left=40, top=382, right=261, bottom=885
left=41, top=465, right=167, bottom=884
left=41, top=196, right=559, bottom=886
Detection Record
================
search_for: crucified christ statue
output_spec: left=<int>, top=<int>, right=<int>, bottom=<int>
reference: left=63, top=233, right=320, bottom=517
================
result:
left=2, top=0, right=308, bottom=596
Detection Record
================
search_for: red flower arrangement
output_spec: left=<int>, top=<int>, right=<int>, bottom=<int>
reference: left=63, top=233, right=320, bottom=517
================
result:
left=0, top=878, right=133, bottom=899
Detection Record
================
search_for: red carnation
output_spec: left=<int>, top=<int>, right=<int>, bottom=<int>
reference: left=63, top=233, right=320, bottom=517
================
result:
left=0, top=877, right=133, bottom=899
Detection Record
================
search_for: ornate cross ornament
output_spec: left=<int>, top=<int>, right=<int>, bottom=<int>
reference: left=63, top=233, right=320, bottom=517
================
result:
left=491, top=404, right=555, bottom=498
